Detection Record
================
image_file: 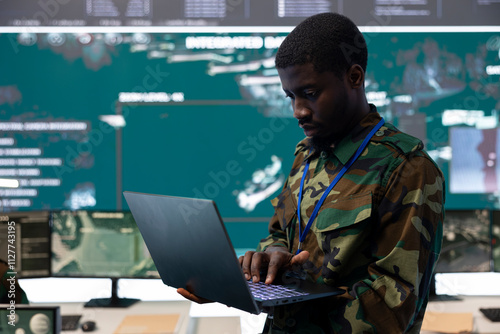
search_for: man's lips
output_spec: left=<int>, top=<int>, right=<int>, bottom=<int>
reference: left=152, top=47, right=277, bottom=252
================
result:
left=299, top=123, right=317, bottom=137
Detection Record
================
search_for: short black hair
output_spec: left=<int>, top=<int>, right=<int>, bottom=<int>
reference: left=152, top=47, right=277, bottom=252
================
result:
left=275, top=12, right=367, bottom=78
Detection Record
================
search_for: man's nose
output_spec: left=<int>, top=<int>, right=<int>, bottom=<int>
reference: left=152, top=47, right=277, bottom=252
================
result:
left=292, top=98, right=311, bottom=120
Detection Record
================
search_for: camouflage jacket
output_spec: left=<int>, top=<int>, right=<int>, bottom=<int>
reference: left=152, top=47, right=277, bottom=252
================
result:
left=257, top=109, right=445, bottom=333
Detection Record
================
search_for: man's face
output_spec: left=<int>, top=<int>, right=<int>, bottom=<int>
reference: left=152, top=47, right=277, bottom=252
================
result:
left=278, top=63, right=358, bottom=149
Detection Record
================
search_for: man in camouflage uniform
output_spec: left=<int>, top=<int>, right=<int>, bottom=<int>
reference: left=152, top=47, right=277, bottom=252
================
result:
left=238, top=12, right=445, bottom=333
left=178, top=12, right=445, bottom=333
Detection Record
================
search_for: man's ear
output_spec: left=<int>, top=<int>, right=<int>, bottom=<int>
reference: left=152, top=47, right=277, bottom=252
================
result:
left=347, top=64, right=365, bottom=89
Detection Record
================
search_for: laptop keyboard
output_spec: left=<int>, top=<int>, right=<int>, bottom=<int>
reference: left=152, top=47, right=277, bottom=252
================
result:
left=248, top=281, right=309, bottom=301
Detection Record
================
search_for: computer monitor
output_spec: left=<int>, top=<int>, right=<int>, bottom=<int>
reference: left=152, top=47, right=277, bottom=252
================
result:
left=0, top=211, right=51, bottom=278
left=449, top=127, right=500, bottom=194
left=430, top=209, right=493, bottom=300
left=435, top=209, right=492, bottom=274
left=50, top=210, right=159, bottom=307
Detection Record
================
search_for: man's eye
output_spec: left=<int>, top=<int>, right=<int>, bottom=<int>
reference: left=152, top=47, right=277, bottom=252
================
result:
left=285, top=93, right=295, bottom=100
left=305, top=90, right=317, bottom=98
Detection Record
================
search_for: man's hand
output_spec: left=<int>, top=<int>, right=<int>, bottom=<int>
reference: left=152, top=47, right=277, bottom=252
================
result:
left=239, top=247, right=309, bottom=284
left=177, top=247, right=309, bottom=304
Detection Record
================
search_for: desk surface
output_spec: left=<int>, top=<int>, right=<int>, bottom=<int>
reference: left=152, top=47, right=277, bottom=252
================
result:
left=423, top=296, right=500, bottom=334
left=19, top=296, right=500, bottom=334
left=48, top=300, right=192, bottom=334
left=35, top=300, right=267, bottom=334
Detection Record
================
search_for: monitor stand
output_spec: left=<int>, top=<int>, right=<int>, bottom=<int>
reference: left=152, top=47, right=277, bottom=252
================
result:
left=84, top=278, right=140, bottom=308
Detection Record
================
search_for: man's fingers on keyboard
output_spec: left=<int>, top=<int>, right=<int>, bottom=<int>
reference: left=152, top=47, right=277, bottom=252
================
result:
left=241, top=250, right=258, bottom=280
left=250, top=252, right=270, bottom=282
left=265, top=252, right=292, bottom=284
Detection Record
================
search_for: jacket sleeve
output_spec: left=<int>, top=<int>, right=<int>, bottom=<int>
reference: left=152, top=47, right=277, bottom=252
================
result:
left=256, top=180, right=292, bottom=252
left=335, top=153, right=445, bottom=333
left=256, top=217, right=289, bottom=252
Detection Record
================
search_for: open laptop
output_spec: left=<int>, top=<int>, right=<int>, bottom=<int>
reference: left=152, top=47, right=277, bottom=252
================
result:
left=123, top=191, right=344, bottom=314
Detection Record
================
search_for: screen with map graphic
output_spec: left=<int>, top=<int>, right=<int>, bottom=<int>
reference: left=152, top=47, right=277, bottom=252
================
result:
left=1, top=30, right=499, bottom=215
left=0, top=27, right=498, bottom=227
left=51, top=210, right=159, bottom=278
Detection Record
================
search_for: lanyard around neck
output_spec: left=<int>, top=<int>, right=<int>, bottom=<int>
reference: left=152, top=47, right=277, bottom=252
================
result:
left=296, top=118, right=385, bottom=254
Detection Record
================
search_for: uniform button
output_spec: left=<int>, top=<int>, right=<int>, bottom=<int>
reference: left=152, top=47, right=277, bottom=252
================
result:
left=286, top=318, right=296, bottom=327
left=375, top=130, right=384, bottom=137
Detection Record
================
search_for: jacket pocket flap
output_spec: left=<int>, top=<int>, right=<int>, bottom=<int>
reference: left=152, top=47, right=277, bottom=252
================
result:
left=311, top=191, right=373, bottom=233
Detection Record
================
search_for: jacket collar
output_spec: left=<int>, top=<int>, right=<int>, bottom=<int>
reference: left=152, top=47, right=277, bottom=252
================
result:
left=294, top=105, right=383, bottom=165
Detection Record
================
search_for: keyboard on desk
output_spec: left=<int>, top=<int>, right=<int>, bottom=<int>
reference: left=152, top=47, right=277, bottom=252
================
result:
left=61, top=314, right=82, bottom=331
left=479, top=308, right=500, bottom=322
left=248, top=281, right=309, bottom=301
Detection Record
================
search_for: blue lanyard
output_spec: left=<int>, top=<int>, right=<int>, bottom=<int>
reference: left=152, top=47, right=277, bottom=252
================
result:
left=296, top=118, right=385, bottom=254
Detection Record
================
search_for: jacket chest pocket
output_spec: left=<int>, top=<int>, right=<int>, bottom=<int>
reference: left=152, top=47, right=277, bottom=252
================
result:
left=311, top=191, right=373, bottom=235
left=309, top=192, right=374, bottom=282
